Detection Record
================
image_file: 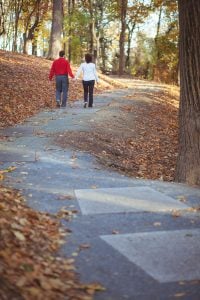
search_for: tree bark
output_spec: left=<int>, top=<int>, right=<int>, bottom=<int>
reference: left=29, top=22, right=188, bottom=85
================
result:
left=118, top=0, right=127, bottom=76
left=126, top=21, right=135, bottom=69
left=12, top=0, right=23, bottom=52
left=153, top=4, right=162, bottom=80
left=67, top=0, right=75, bottom=61
left=88, top=0, right=95, bottom=55
left=0, top=0, right=6, bottom=36
left=175, top=0, right=200, bottom=186
left=48, top=0, right=63, bottom=59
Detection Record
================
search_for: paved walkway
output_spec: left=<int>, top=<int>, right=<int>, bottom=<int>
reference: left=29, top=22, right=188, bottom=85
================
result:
left=0, top=89, right=200, bottom=300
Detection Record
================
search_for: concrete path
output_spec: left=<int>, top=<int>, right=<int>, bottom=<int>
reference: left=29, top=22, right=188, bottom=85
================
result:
left=1, top=89, right=200, bottom=300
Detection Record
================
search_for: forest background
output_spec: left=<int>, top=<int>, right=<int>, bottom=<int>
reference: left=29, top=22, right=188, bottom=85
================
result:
left=1, top=1, right=200, bottom=299
left=0, top=0, right=178, bottom=84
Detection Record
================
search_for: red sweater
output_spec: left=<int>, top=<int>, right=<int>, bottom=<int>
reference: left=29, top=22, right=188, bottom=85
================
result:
left=49, top=57, right=74, bottom=80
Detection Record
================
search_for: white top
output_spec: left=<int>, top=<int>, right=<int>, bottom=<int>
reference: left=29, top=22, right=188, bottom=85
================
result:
left=75, top=62, right=99, bottom=82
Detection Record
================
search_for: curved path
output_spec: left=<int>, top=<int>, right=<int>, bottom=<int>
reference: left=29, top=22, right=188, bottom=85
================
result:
left=1, top=88, right=200, bottom=299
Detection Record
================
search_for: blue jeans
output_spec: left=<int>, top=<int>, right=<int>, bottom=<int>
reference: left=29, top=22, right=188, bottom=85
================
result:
left=56, top=75, right=69, bottom=106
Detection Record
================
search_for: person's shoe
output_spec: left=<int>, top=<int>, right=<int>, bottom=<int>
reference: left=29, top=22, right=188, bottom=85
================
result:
left=56, top=101, right=61, bottom=108
left=83, top=102, right=87, bottom=108
left=61, top=104, right=66, bottom=108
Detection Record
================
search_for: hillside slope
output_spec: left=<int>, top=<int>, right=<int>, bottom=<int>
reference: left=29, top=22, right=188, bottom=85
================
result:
left=0, top=50, right=123, bottom=129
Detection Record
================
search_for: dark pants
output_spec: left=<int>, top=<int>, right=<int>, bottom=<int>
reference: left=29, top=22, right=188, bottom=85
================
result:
left=82, top=80, right=95, bottom=107
left=56, top=75, right=69, bottom=106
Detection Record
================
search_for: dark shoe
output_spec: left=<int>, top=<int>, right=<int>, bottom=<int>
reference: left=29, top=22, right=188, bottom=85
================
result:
left=61, top=105, right=66, bottom=108
left=83, top=102, right=87, bottom=108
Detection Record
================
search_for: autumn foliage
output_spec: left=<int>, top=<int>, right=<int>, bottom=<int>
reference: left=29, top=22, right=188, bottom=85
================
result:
left=0, top=50, right=123, bottom=129
left=0, top=183, right=104, bottom=300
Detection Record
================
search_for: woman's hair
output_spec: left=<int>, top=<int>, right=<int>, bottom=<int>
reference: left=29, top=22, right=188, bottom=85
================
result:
left=85, top=53, right=92, bottom=63
left=59, top=50, right=65, bottom=57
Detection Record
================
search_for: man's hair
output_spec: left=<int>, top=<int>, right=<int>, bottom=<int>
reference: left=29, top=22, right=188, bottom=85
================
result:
left=85, top=53, right=92, bottom=63
left=59, top=50, right=65, bottom=57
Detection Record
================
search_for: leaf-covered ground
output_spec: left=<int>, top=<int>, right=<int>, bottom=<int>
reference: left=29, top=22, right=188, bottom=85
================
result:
left=0, top=49, right=123, bottom=129
left=0, top=178, right=103, bottom=300
left=56, top=80, right=179, bottom=181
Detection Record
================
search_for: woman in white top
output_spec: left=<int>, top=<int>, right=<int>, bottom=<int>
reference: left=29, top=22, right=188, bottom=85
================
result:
left=75, top=53, right=99, bottom=108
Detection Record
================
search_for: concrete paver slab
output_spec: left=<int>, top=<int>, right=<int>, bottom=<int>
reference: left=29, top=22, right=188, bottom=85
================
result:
left=101, top=229, right=200, bottom=283
left=0, top=126, right=34, bottom=137
left=0, top=145, right=36, bottom=162
left=75, top=186, right=189, bottom=215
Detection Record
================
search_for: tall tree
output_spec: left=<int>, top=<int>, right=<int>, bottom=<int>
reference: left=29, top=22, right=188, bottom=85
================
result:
left=126, top=0, right=150, bottom=69
left=12, top=0, right=23, bottom=51
left=48, top=0, right=63, bottom=59
left=118, top=0, right=128, bottom=75
left=151, top=0, right=178, bottom=83
left=0, top=0, right=6, bottom=36
left=66, top=0, right=75, bottom=61
left=175, top=0, right=200, bottom=185
left=22, top=0, right=49, bottom=55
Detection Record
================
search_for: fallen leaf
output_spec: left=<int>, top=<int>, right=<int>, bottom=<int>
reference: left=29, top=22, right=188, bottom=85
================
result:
left=174, top=292, right=186, bottom=298
left=153, top=222, right=161, bottom=227
left=112, top=230, right=119, bottom=234
left=57, top=195, right=74, bottom=200
left=79, top=244, right=91, bottom=250
left=171, top=210, right=181, bottom=217
left=13, top=230, right=26, bottom=241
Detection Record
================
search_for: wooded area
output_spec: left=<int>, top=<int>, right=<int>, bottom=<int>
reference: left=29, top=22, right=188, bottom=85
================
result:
left=0, top=0, right=178, bottom=83
left=0, top=1, right=200, bottom=298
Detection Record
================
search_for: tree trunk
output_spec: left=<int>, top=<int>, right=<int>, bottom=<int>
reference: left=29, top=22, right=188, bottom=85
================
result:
left=153, top=4, right=162, bottom=80
left=23, top=33, right=28, bottom=54
left=118, top=0, right=127, bottom=76
left=88, top=0, right=95, bottom=55
left=48, top=0, right=63, bottom=59
left=67, top=0, right=75, bottom=61
left=126, top=22, right=135, bottom=69
left=32, top=42, right=37, bottom=56
left=175, top=0, right=200, bottom=186
left=12, top=0, right=23, bottom=52
left=0, top=1, right=6, bottom=36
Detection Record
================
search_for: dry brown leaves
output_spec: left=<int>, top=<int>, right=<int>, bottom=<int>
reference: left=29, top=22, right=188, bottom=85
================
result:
left=56, top=89, right=179, bottom=181
left=0, top=174, right=104, bottom=299
left=0, top=50, right=123, bottom=129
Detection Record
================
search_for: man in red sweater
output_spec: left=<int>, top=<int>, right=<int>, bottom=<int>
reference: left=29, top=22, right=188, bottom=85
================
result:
left=49, top=50, right=74, bottom=107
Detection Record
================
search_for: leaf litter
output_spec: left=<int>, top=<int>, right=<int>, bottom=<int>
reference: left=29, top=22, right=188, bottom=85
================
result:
left=56, top=88, right=179, bottom=181
left=0, top=181, right=104, bottom=299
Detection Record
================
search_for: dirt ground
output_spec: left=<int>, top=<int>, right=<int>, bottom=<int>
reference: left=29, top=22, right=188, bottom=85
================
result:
left=56, top=79, right=179, bottom=182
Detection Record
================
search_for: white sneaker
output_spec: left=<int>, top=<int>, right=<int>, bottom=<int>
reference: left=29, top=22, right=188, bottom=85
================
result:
left=56, top=101, right=61, bottom=108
